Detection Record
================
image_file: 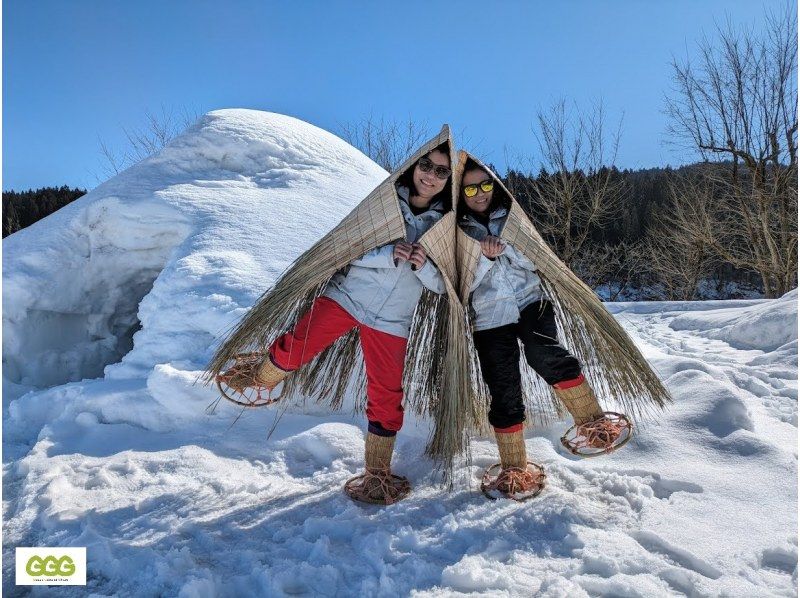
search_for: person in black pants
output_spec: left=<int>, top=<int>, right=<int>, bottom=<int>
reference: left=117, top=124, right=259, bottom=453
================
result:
left=459, top=157, right=612, bottom=499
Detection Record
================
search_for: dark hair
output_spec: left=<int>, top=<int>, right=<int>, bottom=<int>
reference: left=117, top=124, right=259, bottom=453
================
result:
left=457, top=157, right=508, bottom=218
left=396, top=142, right=452, bottom=212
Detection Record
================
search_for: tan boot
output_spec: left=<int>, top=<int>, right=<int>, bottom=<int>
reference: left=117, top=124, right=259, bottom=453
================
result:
left=495, top=429, right=528, bottom=469
left=553, top=376, right=604, bottom=425
left=255, top=355, right=289, bottom=390
left=365, top=432, right=396, bottom=471
left=344, top=433, right=411, bottom=505
left=481, top=430, right=546, bottom=501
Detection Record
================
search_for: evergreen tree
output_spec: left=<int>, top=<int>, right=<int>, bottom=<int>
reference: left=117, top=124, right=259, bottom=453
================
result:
left=2, top=186, right=86, bottom=238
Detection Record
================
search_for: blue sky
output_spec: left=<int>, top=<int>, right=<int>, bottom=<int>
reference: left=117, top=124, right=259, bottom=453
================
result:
left=3, top=0, right=779, bottom=190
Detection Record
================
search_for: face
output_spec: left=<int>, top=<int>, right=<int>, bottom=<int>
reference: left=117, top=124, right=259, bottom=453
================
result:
left=461, top=168, right=494, bottom=214
left=412, top=149, right=450, bottom=201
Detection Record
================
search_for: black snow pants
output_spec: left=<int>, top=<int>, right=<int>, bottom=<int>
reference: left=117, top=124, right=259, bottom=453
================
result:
left=473, top=300, right=582, bottom=429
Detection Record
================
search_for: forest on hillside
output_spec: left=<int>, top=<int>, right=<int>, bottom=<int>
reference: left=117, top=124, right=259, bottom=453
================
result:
left=3, top=186, right=86, bottom=238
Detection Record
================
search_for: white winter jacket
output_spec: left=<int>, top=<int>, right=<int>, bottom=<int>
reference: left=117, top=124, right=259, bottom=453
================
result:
left=460, top=206, right=543, bottom=331
left=324, top=185, right=446, bottom=338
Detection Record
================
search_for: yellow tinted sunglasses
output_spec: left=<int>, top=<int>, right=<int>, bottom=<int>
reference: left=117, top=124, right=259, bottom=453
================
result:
left=462, top=179, right=494, bottom=198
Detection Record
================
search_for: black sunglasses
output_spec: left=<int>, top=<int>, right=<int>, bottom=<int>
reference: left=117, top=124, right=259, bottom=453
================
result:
left=417, top=156, right=452, bottom=180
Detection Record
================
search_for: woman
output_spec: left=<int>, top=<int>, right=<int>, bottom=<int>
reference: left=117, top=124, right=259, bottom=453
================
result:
left=458, top=158, right=624, bottom=500
left=232, top=145, right=452, bottom=505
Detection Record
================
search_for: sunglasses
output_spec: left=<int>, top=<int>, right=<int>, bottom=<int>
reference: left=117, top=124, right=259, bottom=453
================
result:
left=417, top=156, right=452, bottom=180
left=462, top=179, right=495, bottom=198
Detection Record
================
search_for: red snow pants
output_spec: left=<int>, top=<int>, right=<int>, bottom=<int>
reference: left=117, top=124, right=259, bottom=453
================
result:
left=269, top=297, right=408, bottom=432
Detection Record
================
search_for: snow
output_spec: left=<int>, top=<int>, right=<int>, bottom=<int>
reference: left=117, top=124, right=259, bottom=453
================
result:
left=3, top=110, right=797, bottom=597
left=668, top=289, right=798, bottom=352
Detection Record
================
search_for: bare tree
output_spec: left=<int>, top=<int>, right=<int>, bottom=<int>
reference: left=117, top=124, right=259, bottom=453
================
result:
left=97, top=105, right=202, bottom=179
left=664, top=7, right=798, bottom=297
left=509, top=100, right=626, bottom=269
left=572, top=241, right=639, bottom=300
left=339, top=116, right=432, bottom=172
left=638, top=169, right=721, bottom=300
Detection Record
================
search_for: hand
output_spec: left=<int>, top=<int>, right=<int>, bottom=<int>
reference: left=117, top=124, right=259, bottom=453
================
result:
left=480, top=235, right=505, bottom=259
left=408, top=243, right=428, bottom=270
left=393, top=241, right=414, bottom=266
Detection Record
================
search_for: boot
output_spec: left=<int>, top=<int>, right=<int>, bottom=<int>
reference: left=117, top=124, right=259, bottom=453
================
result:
left=496, top=429, right=529, bottom=469
left=255, top=355, right=289, bottom=390
left=481, top=429, right=546, bottom=501
left=552, top=375, right=604, bottom=425
left=344, top=432, right=411, bottom=505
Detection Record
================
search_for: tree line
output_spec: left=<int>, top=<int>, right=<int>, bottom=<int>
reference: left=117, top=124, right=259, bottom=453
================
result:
left=3, top=186, right=86, bottom=238
left=2, top=157, right=782, bottom=300
left=504, top=162, right=776, bottom=301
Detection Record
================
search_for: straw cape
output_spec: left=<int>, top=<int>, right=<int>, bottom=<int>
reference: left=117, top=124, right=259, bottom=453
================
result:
left=454, top=150, right=672, bottom=432
left=205, top=126, right=473, bottom=469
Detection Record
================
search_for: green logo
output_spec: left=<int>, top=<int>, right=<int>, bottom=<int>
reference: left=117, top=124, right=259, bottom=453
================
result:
left=25, top=555, right=76, bottom=577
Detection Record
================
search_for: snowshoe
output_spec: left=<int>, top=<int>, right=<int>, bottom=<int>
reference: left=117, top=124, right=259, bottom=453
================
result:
left=215, top=351, right=286, bottom=408
left=344, top=469, right=411, bottom=505
left=560, top=412, right=633, bottom=457
left=481, top=462, right=546, bottom=502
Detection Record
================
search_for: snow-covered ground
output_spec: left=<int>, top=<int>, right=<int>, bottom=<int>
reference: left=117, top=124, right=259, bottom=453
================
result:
left=3, top=110, right=797, bottom=597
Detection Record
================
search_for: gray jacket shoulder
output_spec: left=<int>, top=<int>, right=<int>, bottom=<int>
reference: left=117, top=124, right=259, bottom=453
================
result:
left=458, top=207, right=543, bottom=330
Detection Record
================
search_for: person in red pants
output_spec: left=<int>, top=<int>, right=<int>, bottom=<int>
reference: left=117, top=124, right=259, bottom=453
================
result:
left=255, top=146, right=451, bottom=505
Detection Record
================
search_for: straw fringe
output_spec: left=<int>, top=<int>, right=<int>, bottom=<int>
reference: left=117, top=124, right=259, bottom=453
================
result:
left=204, top=197, right=404, bottom=382
left=422, top=286, right=476, bottom=484
left=386, top=202, right=481, bottom=483
left=403, top=290, right=448, bottom=416
left=286, top=326, right=366, bottom=411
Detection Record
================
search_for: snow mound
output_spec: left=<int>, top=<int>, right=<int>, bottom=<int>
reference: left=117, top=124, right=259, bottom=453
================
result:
left=670, top=288, right=798, bottom=352
left=274, top=422, right=363, bottom=469
left=3, top=109, right=387, bottom=389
